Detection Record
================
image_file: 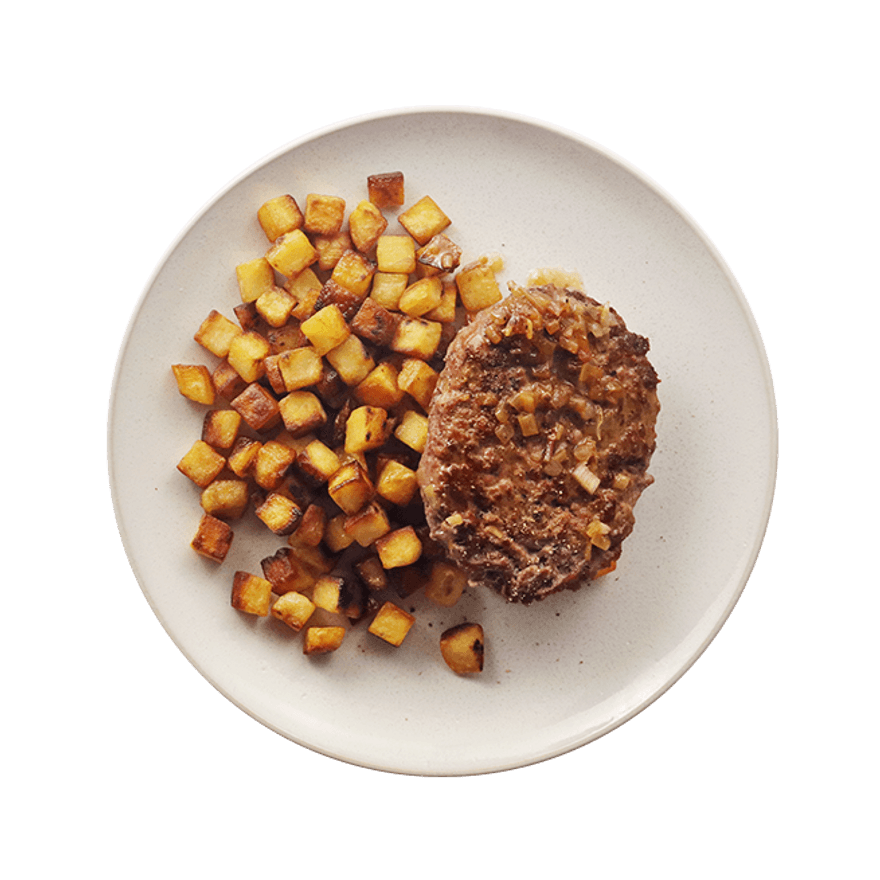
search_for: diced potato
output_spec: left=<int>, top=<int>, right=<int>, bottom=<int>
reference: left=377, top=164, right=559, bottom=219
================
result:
left=230, top=382, right=281, bottom=432
left=303, top=193, right=346, bottom=236
left=355, top=362, right=404, bottom=409
left=397, top=358, right=439, bottom=409
left=399, top=276, right=443, bottom=317
left=233, top=300, right=260, bottom=331
left=271, top=590, right=315, bottom=632
left=367, top=171, right=405, bottom=208
left=456, top=260, right=503, bottom=311
left=201, top=408, right=241, bottom=449
left=312, top=575, right=366, bottom=619
left=303, top=626, right=346, bottom=655
left=349, top=199, right=388, bottom=252
left=278, top=390, right=327, bottom=437
left=324, top=512, right=355, bottom=552
left=194, top=310, right=241, bottom=358
left=394, top=409, right=429, bottom=453
left=227, top=330, right=270, bottom=383
left=231, top=571, right=273, bottom=616
left=327, top=460, right=373, bottom=514
left=395, top=563, right=427, bottom=598
left=257, top=194, right=304, bottom=242
left=368, top=601, right=415, bottom=647
left=262, top=354, right=287, bottom=395
left=325, top=335, right=375, bottom=386
left=424, top=280, right=458, bottom=323
left=355, top=555, right=389, bottom=592
left=344, top=502, right=391, bottom=547
left=398, top=195, right=450, bottom=245
left=287, top=541, right=337, bottom=577
left=439, top=623, right=484, bottom=674
left=191, top=513, right=233, bottom=563
left=200, top=479, right=249, bottom=520
left=375, top=526, right=422, bottom=569
left=300, top=304, right=351, bottom=356
left=416, top=233, right=462, bottom=274
left=390, top=316, right=442, bottom=360
left=376, top=460, right=419, bottom=506
left=277, top=346, right=323, bottom=391
left=312, top=229, right=352, bottom=272
left=344, top=405, right=390, bottom=454
left=172, top=364, right=215, bottom=405
left=424, top=560, right=468, bottom=607
left=177, top=440, right=226, bottom=488
left=285, top=266, right=323, bottom=306
left=314, top=279, right=363, bottom=322
left=291, top=503, right=327, bottom=547
left=370, top=272, right=409, bottom=310
left=266, top=229, right=318, bottom=277
left=255, top=286, right=296, bottom=328
left=350, top=297, right=400, bottom=347
left=266, top=321, right=307, bottom=353
left=235, top=257, right=277, bottom=303
left=226, top=436, right=261, bottom=477
left=260, top=546, right=316, bottom=594
left=296, top=439, right=341, bottom=484
left=254, top=492, right=303, bottom=535
left=253, top=439, right=297, bottom=490
left=376, top=235, right=416, bottom=274
left=331, top=249, right=376, bottom=297
left=211, top=360, right=247, bottom=401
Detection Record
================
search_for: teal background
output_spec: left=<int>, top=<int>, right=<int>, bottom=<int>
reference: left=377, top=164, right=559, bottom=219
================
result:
left=0, top=0, right=878, bottom=878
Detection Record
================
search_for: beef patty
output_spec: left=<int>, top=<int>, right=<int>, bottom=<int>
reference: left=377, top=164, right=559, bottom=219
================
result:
left=418, top=284, right=659, bottom=603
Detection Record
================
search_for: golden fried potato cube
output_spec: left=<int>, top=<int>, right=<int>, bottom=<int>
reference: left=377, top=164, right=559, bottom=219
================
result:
left=314, top=279, right=363, bottom=322
left=376, top=460, right=419, bottom=506
left=211, top=359, right=247, bottom=401
left=177, top=440, right=226, bottom=488
left=291, top=503, right=327, bottom=547
left=278, top=390, right=327, bottom=437
left=194, top=309, right=241, bottom=358
left=349, top=199, right=388, bottom=252
left=376, top=235, right=416, bottom=274
left=266, top=229, right=318, bottom=277
left=399, top=276, right=443, bottom=317
left=456, top=261, right=503, bottom=311
left=172, top=364, right=216, bottom=405
left=327, top=460, right=373, bottom=515
left=227, top=436, right=261, bottom=477
left=262, top=354, right=286, bottom=395
left=325, top=335, right=375, bottom=387
left=425, top=560, right=468, bottom=607
left=300, top=304, right=350, bottom=356
left=295, top=439, right=340, bottom=485
left=355, top=555, right=389, bottom=591
left=398, top=196, right=450, bottom=245
left=285, top=265, right=323, bottom=305
left=232, top=571, right=273, bottom=616
left=261, top=546, right=316, bottom=594
left=425, top=280, right=458, bottom=323
left=303, top=626, right=346, bottom=655
left=390, top=316, right=442, bottom=361
left=191, top=513, right=233, bottom=562
left=253, top=439, right=297, bottom=490
left=375, top=526, right=422, bottom=569
left=230, top=382, right=281, bottom=432
left=312, top=575, right=367, bottom=619
left=255, top=286, right=296, bottom=328
left=201, top=408, right=242, bottom=449
left=440, top=623, right=484, bottom=673
left=397, top=358, right=439, bottom=409
left=312, top=229, right=352, bottom=272
left=235, top=257, right=277, bottom=303
left=331, top=249, right=376, bottom=297
left=277, top=345, right=322, bottom=391
left=345, top=405, right=390, bottom=454
left=255, top=492, right=303, bottom=535
left=416, top=233, right=462, bottom=274
left=354, top=362, right=404, bottom=409
left=324, top=512, right=355, bottom=552
left=394, top=410, right=429, bottom=453
left=227, top=330, right=271, bottom=383
left=271, top=590, right=315, bottom=632
left=368, top=601, right=415, bottom=647
left=200, top=479, right=249, bottom=520
left=367, top=171, right=405, bottom=208
left=370, top=272, right=409, bottom=310
left=303, top=193, right=346, bottom=236
left=258, top=194, right=304, bottom=242
left=344, top=502, right=391, bottom=547
left=350, top=298, right=400, bottom=347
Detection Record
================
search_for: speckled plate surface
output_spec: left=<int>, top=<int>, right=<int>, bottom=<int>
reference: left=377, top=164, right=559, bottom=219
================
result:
left=109, top=107, right=776, bottom=776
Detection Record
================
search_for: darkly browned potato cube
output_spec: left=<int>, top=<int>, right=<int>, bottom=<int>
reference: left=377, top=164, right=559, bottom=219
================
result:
left=439, top=623, right=484, bottom=674
left=355, top=555, right=389, bottom=592
left=303, top=626, right=346, bottom=655
left=211, top=360, right=247, bottom=401
left=191, top=513, right=233, bottom=562
left=230, top=382, right=281, bottom=432
left=312, top=575, right=367, bottom=620
left=260, top=546, right=316, bottom=594
left=231, top=570, right=273, bottom=616
left=368, top=601, right=415, bottom=647
left=314, top=279, right=364, bottom=322
left=172, top=364, right=215, bottom=405
left=350, top=298, right=400, bottom=347
left=367, top=172, right=405, bottom=208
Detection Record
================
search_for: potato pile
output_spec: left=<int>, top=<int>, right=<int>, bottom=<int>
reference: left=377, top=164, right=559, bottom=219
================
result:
left=173, top=172, right=496, bottom=674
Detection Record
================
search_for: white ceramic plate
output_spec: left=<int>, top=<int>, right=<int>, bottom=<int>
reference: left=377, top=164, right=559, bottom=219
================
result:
left=109, top=107, right=776, bottom=776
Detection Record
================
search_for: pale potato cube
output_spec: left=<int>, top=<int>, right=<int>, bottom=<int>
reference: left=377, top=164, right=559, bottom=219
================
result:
left=375, top=460, right=419, bottom=506
left=271, top=590, right=315, bottom=632
left=399, top=276, right=443, bottom=317
left=398, top=195, right=451, bottom=245
left=390, top=316, right=442, bottom=360
left=440, top=623, right=484, bottom=674
left=327, top=460, right=373, bottom=515
left=266, top=229, right=318, bottom=277
left=368, top=601, right=415, bottom=647
left=227, top=330, right=270, bottom=383
left=278, top=390, right=327, bottom=437
left=344, top=502, right=391, bottom=547
left=424, top=560, right=468, bottom=607
left=255, top=285, right=296, bottom=328
left=349, top=199, right=388, bottom=252
left=231, top=571, right=273, bottom=616
left=172, top=364, right=215, bottom=405
left=425, top=281, right=458, bottom=323
left=211, top=359, right=247, bottom=401
left=344, top=405, right=390, bottom=454
left=303, top=193, right=346, bottom=236
left=303, top=626, right=346, bottom=655
left=258, top=194, right=304, bottom=241
left=277, top=346, right=323, bottom=391
left=376, top=235, right=416, bottom=274
left=325, top=335, right=375, bottom=386
left=456, top=261, right=503, bottom=311
left=355, top=362, right=404, bottom=409
left=370, top=272, right=409, bottom=310
left=235, top=257, right=277, bottom=303
left=375, top=526, right=422, bottom=569
left=367, top=171, right=405, bottom=208
left=200, top=479, right=249, bottom=520
left=191, top=513, right=233, bottom=563
left=177, top=440, right=226, bottom=488
left=397, top=358, right=439, bottom=409
left=285, top=266, right=323, bottom=303
left=194, top=310, right=241, bottom=358
left=300, top=304, right=351, bottom=355
left=394, top=410, right=429, bottom=453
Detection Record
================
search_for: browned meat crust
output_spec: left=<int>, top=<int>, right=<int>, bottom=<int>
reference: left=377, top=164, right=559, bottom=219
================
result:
left=418, top=285, right=659, bottom=604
